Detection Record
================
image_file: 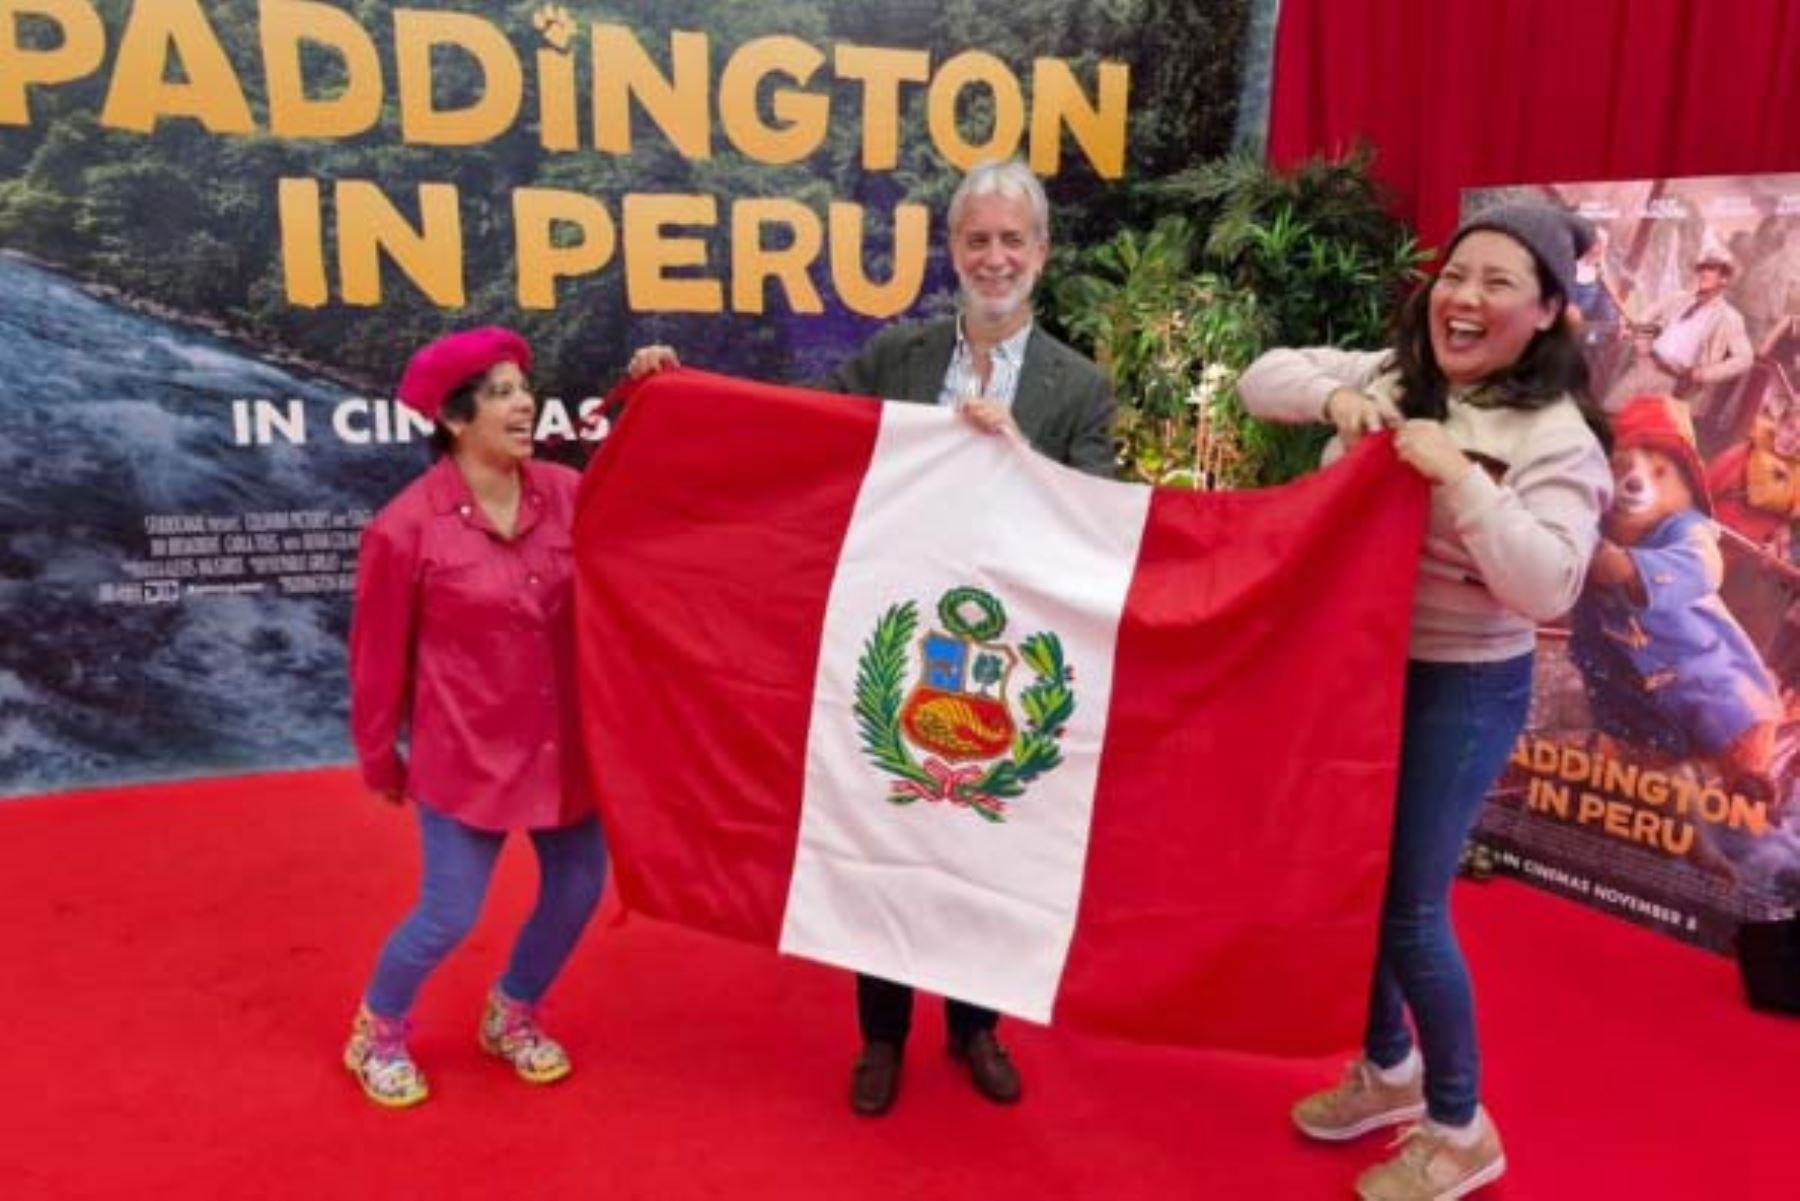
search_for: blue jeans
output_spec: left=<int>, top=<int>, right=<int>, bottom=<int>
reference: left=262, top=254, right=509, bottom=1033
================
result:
left=365, top=806, right=607, bottom=1018
left=1365, top=654, right=1533, bottom=1126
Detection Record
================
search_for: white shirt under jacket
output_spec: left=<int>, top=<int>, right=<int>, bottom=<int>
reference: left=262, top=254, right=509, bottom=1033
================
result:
left=1239, top=347, right=1613, bottom=663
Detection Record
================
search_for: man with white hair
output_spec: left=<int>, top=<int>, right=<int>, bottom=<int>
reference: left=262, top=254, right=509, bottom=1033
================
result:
left=627, top=157, right=1115, bottom=1116
left=816, top=157, right=1116, bottom=473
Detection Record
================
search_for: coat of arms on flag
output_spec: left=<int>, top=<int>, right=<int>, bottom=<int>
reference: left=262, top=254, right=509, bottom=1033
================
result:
left=855, top=586, right=1073, bottom=823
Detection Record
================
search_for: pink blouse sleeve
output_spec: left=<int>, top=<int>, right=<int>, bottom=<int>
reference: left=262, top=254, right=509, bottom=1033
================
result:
left=348, top=516, right=419, bottom=795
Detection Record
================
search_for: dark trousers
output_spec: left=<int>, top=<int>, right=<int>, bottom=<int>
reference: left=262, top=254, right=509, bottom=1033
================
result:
left=857, top=973, right=998, bottom=1048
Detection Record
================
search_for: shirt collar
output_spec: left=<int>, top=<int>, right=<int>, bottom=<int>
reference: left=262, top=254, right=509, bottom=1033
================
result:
left=955, top=315, right=1034, bottom=364
left=423, top=455, right=546, bottom=537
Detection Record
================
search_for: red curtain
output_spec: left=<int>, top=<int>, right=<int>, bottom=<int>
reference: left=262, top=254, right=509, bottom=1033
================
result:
left=1269, top=0, right=1800, bottom=247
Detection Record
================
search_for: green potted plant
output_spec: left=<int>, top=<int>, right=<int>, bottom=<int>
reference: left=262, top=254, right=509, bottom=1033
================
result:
left=1046, top=149, right=1426, bottom=487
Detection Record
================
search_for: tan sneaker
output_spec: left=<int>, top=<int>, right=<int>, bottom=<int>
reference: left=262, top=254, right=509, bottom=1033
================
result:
left=478, top=988, right=573, bottom=1085
left=1292, top=1058, right=1426, bottom=1141
left=1355, top=1111, right=1507, bottom=1201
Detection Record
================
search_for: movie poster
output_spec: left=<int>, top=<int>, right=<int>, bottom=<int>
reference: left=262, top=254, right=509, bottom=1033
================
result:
left=1465, top=174, right=1800, bottom=950
left=0, top=1, right=1240, bottom=798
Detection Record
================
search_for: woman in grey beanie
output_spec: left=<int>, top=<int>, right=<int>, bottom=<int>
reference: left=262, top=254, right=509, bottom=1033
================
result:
left=1237, top=205, right=1614, bottom=1201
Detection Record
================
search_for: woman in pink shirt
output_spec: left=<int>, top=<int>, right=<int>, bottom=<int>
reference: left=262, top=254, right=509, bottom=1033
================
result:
left=342, top=328, right=605, bottom=1108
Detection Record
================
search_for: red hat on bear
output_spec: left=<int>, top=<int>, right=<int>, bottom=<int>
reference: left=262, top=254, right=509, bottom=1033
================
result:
left=396, top=327, right=532, bottom=422
left=1611, top=394, right=1713, bottom=516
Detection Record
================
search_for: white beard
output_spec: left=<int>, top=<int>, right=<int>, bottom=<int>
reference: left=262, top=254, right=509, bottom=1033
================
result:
left=957, top=268, right=1038, bottom=326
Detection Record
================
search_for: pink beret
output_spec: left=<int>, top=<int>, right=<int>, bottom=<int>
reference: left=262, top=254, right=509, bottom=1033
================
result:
left=396, top=327, right=532, bottom=422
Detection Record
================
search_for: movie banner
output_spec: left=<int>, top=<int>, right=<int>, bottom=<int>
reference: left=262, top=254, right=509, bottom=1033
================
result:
left=1464, top=174, right=1800, bottom=949
left=0, top=0, right=1206, bottom=798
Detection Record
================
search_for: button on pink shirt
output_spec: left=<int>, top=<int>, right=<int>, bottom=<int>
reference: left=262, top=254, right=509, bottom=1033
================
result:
left=350, top=456, right=594, bottom=831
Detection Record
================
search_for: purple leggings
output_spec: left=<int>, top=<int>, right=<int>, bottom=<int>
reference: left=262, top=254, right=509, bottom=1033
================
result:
left=365, top=805, right=606, bottom=1018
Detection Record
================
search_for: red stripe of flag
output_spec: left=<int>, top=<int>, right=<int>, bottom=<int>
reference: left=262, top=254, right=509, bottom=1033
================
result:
left=1058, top=445, right=1426, bottom=1053
left=574, top=371, right=880, bottom=943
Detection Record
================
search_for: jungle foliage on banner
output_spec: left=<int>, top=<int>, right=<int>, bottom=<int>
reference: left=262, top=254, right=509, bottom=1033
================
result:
left=0, top=0, right=1247, bottom=393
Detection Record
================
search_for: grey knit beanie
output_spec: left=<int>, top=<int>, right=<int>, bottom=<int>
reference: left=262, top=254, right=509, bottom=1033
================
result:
left=1446, top=203, right=1597, bottom=302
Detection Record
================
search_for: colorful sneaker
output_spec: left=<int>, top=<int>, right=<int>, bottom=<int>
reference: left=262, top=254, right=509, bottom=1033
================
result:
left=343, top=1003, right=429, bottom=1109
left=1355, top=1111, right=1507, bottom=1201
left=1292, top=1058, right=1426, bottom=1141
left=478, top=989, right=572, bottom=1085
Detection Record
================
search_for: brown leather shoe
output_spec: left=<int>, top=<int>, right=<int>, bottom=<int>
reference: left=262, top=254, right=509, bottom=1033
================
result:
left=849, top=1040, right=901, bottom=1116
left=950, top=1029, right=1021, bottom=1104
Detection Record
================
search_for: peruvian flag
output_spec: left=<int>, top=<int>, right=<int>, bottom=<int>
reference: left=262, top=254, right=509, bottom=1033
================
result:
left=574, top=371, right=1427, bottom=1055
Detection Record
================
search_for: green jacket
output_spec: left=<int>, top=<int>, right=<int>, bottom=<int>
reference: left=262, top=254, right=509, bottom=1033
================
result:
left=824, top=318, right=1116, bottom=479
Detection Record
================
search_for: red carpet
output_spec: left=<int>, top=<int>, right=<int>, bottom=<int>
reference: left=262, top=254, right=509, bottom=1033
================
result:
left=0, top=769, right=1789, bottom=1199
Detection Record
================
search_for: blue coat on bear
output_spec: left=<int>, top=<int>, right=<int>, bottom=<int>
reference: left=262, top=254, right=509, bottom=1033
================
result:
left=1570, top=508, right=1780, bottom=756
